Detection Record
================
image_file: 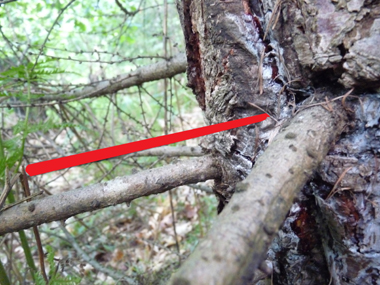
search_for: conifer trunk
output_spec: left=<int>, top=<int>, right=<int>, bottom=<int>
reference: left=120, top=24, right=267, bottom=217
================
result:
left=175, top=0, right=380, bottom=283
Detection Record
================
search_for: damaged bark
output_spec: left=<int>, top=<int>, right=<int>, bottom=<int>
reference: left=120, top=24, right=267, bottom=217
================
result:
left=179, top=0, right=288, bottom=212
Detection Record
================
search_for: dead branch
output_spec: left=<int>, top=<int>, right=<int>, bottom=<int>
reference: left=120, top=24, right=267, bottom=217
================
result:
left=0, top=156, right=219, bottom=235
left=169, top=104, right=347, bottom=284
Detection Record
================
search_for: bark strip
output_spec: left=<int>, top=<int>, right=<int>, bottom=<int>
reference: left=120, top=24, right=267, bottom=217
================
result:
left=170, top=105, right=347, bottom=284
left=0, top=156, right=218, bottom=235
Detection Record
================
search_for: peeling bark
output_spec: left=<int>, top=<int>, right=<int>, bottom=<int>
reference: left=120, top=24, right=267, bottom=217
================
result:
left=182, top=0, right=206, bottom=110
left=267, top=95, right=380, bottom=284
left=176, top=0, right=380, bottom=283
left=179, top=0, right=289, bottom=212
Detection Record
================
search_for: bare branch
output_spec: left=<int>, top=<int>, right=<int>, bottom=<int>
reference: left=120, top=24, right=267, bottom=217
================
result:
left=170, top=105, right=347, bottom=284
left=0, top=0, right=17, bottom=4
left=115, top=0, right=138, bottom=16
left=64, top=52, right=185, bottom=101
left=31, top=0, right=77, bottom=72
left=0, top=53, right=187, bottom=108
left=0, top=156, right=219, bottom=235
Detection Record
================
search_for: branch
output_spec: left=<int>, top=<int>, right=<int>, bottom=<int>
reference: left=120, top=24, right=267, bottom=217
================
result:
left=170, top=105, right=347, bottom=284
left=1, top=53, right=187, bottom=107
left=0, top=0, right=17, bottom=5
left=115, top=0, right=138, bottom=16
left=42, top=53, right=186, bottom=101
left=0, top=156, right=219, bottom=235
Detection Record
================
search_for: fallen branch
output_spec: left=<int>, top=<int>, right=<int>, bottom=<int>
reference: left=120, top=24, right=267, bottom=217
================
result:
left=0, top=156, right=219, bottom=235
left=170, top=105, right=347, bottom=284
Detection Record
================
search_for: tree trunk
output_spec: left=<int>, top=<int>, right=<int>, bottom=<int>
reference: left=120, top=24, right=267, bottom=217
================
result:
left=175, top=0, right=380, bottom=283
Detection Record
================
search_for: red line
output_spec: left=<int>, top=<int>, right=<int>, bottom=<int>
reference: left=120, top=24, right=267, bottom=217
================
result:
left=25, top=114, right=269, bottom=176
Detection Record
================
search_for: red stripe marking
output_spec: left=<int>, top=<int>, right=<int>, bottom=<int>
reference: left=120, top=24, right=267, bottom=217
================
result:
left=26, top=113, right=269, bottom=176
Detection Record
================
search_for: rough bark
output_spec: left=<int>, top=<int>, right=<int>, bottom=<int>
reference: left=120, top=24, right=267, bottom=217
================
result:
left=180, top=0, right=288, bottom=212
left=176, top=0, right=380, bottom=283
left=0, top=156, right=218, bottom=235
left=269, top=0, right=380, bottom=89
left=256, top=0, right=380, bottom=283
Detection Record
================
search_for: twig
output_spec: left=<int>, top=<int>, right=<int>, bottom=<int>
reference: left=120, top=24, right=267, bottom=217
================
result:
left=20, top=167, right=48, bottom=283
left=31, top=0, right=77, bottom=72
left=115, top=0, right=138, bottom=16
left=341, top=88, right=354, bottom=112
left=295, top=89, right=358, bottom=115
left=258, top=49, right=265, bottom=95
left=263, top=0, right=283, bottom=40
left=326, top=166, right=353, bottom=200
left=321, top=96, right=334, bottom=112
left=0, top=191, right=44, bottom=212
left=169, top=190, right=181, bottom=265
left=0, top=53, right=187, bottom=108
left=0, top=168, right=20, bottom=210
left=247, top=102, right=279, bottom=123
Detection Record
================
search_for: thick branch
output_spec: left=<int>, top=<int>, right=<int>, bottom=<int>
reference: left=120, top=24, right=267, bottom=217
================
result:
left=170, top=105, right=347, bottom=284
left=0, top=156, right=218, bottom=235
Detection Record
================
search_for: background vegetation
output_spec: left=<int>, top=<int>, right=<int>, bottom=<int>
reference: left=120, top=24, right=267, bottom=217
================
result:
left=0, top=1, right=217, bottom=283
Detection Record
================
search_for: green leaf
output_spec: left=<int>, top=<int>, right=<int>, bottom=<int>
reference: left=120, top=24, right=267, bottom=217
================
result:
left=36, top=3, right=43, bottom=12
left=74, top=19, right=86, bottom=32
left=0, top=136, right=23, bottom=175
